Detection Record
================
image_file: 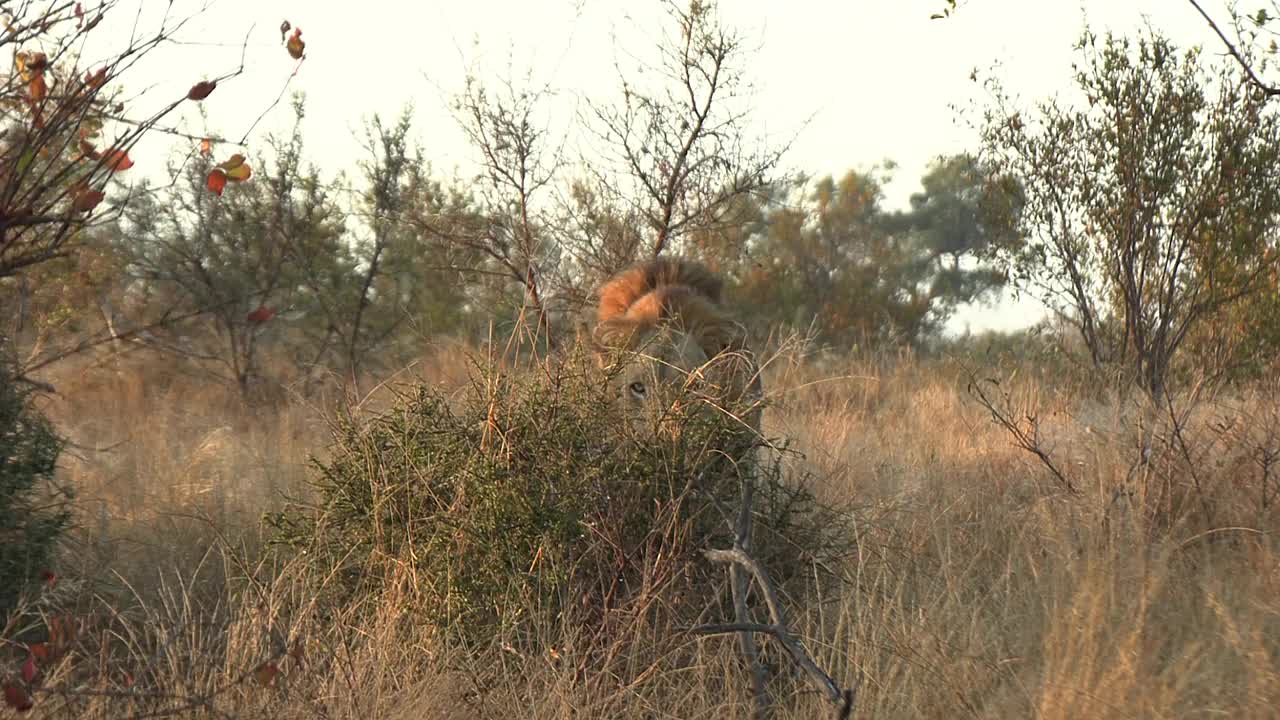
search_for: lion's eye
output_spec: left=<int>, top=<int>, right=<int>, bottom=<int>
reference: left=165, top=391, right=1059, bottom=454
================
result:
left=628, top=381, right=647, bottom=399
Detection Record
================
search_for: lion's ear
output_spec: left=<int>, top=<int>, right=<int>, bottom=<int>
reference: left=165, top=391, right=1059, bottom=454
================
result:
left=586, top=317, right=639, bottom=368
left=592, top=317, right=639, bottom=349
left=695, top=317, right=749, bottom=357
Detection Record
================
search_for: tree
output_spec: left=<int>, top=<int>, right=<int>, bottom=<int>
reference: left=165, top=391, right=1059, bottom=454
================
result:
left=976, top=26, right=1280, bottom=402
left=117, top=100, right=348, bottom=399
left=1186, top=1, right=1280, bottom=100
left=928, top=1, right=1280, bottom=103
left=356, top=109, right=484, bottom=367
left=0, top=2, right=259, bottom=282
left=428, top=72, right=562, bottom=344
left=731, top=157, right=1008, bottom=350
left=584, top=0, right=787, bottom=265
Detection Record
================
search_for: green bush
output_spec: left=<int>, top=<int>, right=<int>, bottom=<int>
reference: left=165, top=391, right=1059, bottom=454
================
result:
left=0, top=353, right=70, bottom=618
left=267, top=347, right=851, bottom=654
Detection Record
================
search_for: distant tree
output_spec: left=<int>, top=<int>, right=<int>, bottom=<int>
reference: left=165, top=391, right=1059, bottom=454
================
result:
left=358, top=109, right=485, bottom=363
left=900, top=153, right=1012, bottom=325
left=733, top=156, right=1008, bottom=350
left=976, top=26, right=1280, bottom=402
left=118, top=100, right=348, bottom=398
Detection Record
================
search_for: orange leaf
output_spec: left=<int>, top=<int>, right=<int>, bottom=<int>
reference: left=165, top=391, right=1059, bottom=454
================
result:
left=217, top=153, right=246, bottom=171
left=83, top=67, right=106, bottom=90
left=187, top=80, right=216, bottom=101
left=224, top=162, right=251, bottom=182
left=73, top=188, right=105, bottom=212
left=246, top=305, right=276, bottom=324
left=16, top=52, right=47, bottom=81
left=217, top=154, right=251, bottom=182
left=253, top=661, right=279, bottom=687
left=20, top=656, right=36, bottom=684
left=199, top=138, right=212, bottom=156
left=48, top=614, right=78, bottom=656
left=47, top=616, right=62, bottom=649
left=28, top=74, right=46, bottom=103
left=206, top=169, right=227, bottom=195
left=2, top=684, right=32, bottom=712
left=101, top=149, right=133, bottom=172
left=286, top=28, right=305, bottom=59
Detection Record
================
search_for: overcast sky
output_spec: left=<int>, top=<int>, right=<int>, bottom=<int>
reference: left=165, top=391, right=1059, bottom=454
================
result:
left=81, top=0, right=1231, bottom=334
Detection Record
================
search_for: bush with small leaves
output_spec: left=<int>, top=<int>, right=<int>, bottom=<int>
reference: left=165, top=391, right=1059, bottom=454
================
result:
left=267, top=346, right=852, bottom=661
left=0, top=353, right=70, bottom=620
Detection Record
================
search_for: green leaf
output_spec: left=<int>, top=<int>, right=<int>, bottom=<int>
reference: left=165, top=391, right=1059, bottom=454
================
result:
left=16, top=148, right=34, bottom=176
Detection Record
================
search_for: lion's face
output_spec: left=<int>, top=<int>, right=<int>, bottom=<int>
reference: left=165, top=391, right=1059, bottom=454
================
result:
left=587, top=321, right=760, bottom=440
left=608, top=326, right=709, bottom=433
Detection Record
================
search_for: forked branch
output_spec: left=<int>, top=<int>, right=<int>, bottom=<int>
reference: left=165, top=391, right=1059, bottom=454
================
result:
left=697, top=547, right=853, bottom=714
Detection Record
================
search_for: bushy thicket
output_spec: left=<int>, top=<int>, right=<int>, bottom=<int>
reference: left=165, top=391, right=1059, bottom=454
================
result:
left=267, top=347, right=853, bottom=658
left=0, top=353, right=70, bottom=619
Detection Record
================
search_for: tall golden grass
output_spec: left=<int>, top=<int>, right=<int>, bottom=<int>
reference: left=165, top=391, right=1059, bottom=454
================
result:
left=7, top=339, right=1280, bottom=719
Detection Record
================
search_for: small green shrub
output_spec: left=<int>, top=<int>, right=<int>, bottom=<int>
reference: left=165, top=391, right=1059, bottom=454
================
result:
left=268, top=347, right=852, bottom=655
left=0, top=352, right=70, bottom=619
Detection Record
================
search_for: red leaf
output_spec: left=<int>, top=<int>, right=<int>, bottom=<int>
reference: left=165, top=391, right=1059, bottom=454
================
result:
left=20, top=656, right=36, bottom=684
left=2, top=684, right=32, bottom=712
left=39, top=570, right=56, bottom=589
left=279, top=20, right=291, bottom=43
left=187, top=80, right=216, bottom=101
left=101, top=149, right=133, bottom=172
left=206, top=169, right=227, bottom=195
left=120, top=671, right=134, bottom=688
left=73, top=188, right=105, bottom=212
left=286, top=28, right=305, bottom=59
left=253, top=661, right=278, bottom=687
left=199, top=138, right=212, bottom=156
left=75, top=3, right=84, bottom=26
left=246, top=306, right=276, bottom=324
left=28, top=644, right=49, bottom=663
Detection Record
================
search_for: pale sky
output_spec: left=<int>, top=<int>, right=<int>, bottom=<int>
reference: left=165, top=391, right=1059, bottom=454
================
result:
left=77, top=0, right=1231, bottom=334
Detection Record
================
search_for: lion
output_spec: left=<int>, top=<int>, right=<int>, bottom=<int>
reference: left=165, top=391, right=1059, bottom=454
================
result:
left=579, top=256, right=764, bottom=442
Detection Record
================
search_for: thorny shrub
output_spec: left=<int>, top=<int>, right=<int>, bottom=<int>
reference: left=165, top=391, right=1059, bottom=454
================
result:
left=266, top=345, right=855, bottom=662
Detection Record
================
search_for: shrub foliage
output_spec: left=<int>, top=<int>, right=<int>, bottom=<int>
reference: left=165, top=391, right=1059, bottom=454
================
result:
left=0, top=355, right=70, bottom=618
left=268, top=348, right=850, bottom=657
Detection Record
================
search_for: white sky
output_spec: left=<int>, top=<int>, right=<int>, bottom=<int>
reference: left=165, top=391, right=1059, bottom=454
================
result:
left=77, top=0, right=1231, bottom=334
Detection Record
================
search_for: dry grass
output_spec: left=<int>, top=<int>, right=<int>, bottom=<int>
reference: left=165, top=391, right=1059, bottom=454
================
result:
left=5, top=341, right=1280, bottom=719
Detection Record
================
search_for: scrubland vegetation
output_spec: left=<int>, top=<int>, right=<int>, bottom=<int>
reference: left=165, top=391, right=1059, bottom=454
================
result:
left=5, top=0, right=1280, bottom=718
left=6, top=339, right=1280, bottom=719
